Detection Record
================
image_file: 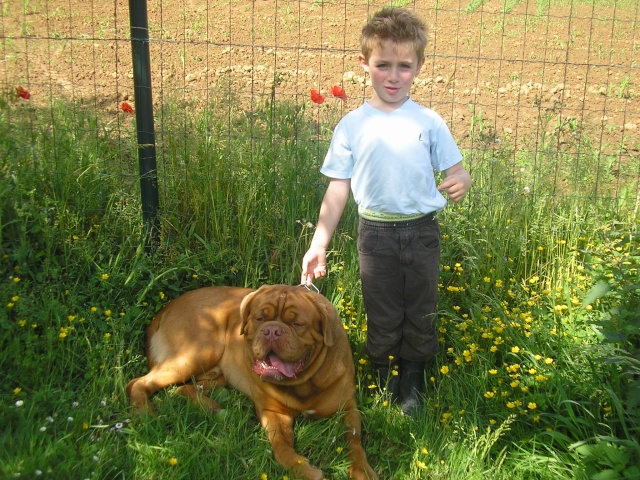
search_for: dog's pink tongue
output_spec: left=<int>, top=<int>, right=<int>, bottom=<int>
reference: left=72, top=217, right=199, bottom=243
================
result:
left=268, top=353, right=296, bottom=377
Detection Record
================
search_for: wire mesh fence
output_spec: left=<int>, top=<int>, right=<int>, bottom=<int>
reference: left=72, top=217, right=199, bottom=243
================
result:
left=2, top=0, right=639, bottom=226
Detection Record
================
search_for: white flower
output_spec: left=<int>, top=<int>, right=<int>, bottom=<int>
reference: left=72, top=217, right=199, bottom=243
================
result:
left=46, top=416, right=54, bottom=423
left=67, top=417, right=74, bottom=422
left=15, top=400, right=24, bottom=408
left=72, top=402, right=79, bottom=408
left=39, top=427, right=47, bottom=432
left=35, top=471, right=42, bottom=476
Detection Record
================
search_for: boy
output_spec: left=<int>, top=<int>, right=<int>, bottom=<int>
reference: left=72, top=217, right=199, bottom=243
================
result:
left=301, top=7, right=471, bottom=415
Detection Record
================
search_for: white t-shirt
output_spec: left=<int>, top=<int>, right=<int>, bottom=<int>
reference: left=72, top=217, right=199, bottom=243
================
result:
left=321, top=98, right=463, bottom=215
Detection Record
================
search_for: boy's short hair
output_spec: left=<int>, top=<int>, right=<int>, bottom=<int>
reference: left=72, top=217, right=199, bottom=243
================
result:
left=360, top=7, right=428, bottom=61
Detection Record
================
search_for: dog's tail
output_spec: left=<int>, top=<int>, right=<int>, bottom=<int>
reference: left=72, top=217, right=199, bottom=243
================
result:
left=145, top=314, right=163, bottom=368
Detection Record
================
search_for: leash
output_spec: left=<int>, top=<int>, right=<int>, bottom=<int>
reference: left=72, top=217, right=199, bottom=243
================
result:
left=298, top=282, right=320, bottom=294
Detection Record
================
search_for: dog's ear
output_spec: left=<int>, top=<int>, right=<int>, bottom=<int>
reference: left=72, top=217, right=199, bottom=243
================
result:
left=239, top=289, right=259, bottom=335
left=310, top=292, right=340, bottom=347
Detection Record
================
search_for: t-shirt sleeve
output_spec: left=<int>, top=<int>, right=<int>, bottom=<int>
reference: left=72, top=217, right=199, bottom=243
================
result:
left=320, top=120, right=354, bottom=179
left=430, top=115, right=463, bottom=172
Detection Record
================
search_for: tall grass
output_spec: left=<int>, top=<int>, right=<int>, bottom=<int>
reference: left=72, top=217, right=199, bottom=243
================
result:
left=1, top=91, right=638, bottom=479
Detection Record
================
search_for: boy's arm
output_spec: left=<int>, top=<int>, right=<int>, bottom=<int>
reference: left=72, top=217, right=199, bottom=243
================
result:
left=438, top=162, right=471, bottom=202
left=301, top=178, right=351, bottom=285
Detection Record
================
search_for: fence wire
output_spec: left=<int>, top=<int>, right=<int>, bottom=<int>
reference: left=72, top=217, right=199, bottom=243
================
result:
left=2, top=0, right=639, bottom=216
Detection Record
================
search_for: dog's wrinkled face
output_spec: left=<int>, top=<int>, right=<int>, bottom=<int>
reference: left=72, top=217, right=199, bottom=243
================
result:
left=241, top=286, right=329, bottom=382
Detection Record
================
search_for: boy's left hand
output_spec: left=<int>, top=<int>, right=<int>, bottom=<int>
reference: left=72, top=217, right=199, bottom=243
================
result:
left=438, top=163, right=471, bottom=202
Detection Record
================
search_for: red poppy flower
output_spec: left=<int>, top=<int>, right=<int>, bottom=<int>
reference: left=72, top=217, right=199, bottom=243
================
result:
left=16, top=87, right=30, bottom=100
left=310, top=89, right=325, bottom=105
left=121, top=102, right=134, bottom=113
left=330, top=85, right=347, bottom=100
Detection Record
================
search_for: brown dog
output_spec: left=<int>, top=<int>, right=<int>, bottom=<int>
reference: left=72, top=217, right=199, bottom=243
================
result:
left=127, top=284, right=377, bottom=480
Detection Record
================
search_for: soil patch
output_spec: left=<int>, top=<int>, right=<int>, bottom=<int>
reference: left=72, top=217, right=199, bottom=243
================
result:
left=3, top=0, right=638, bottom=157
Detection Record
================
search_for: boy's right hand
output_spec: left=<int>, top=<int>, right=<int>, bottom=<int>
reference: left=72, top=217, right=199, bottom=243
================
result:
left=300, top=178, right=350, bottom=285
left=301, top=246, right=327, bottom=285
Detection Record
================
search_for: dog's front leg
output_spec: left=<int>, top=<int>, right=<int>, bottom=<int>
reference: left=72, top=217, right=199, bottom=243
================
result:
left=343, top=406, right=378, bottom=480
left=259, top=409, right=323, bottom=480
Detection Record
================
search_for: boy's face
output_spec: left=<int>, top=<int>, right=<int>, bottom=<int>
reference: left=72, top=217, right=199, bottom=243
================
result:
left=359, top=39, right=424, bottom=112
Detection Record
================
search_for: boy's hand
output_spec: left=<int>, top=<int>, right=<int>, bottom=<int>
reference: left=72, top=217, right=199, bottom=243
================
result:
left=300, top=179, right=350, bottom=285
left=301, top=246, right=328, bottom=285
left=438, top=163, right=471, bottom=202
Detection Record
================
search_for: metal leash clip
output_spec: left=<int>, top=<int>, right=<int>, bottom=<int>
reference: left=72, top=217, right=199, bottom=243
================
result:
left=298, top=282, right=320, bottom=294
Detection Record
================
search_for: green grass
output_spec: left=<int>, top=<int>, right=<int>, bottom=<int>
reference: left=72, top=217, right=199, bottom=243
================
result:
left=0, top=91, right=639, bottom=479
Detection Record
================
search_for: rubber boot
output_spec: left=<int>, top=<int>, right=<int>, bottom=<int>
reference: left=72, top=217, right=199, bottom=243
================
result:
left=400, top=360, right=425, bottom=416
left=375, top=364, right=400, bottom=403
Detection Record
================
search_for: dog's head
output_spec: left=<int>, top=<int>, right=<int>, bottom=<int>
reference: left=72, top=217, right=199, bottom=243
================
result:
left=240, top=285, right=341, bottom=383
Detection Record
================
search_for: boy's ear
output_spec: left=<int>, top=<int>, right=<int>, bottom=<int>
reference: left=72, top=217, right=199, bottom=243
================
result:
left=359, top=53, right=369, bottom=72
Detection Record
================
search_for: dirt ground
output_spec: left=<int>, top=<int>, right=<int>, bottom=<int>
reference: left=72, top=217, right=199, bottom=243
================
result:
left=3, top=0, right=639, bottom=156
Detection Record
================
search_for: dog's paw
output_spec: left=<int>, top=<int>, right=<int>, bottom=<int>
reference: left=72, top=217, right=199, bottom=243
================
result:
left=291, top=460, right=323, bottom=480
left=349, top=464, right=378, bottom=480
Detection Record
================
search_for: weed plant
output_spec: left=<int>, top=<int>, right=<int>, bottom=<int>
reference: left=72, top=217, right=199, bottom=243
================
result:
left=0, top=91, right=638, bottom=479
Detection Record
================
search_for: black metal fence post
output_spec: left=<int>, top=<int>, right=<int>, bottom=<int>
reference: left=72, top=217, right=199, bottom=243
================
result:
left=129, top=0, right=160, bottom=249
